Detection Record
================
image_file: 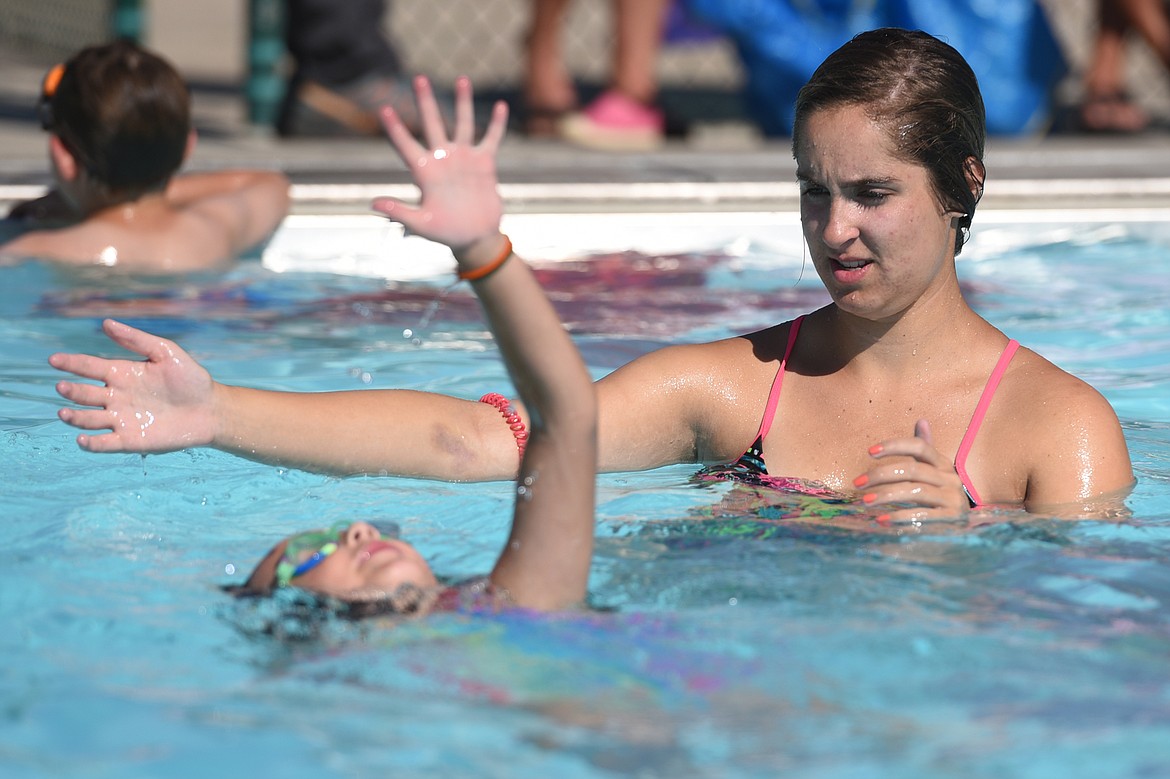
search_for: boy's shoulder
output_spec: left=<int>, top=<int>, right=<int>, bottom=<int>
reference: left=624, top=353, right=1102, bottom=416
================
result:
left=0, top=225, right=88, bottom=265
left=0, top=210, right=231, bottom=271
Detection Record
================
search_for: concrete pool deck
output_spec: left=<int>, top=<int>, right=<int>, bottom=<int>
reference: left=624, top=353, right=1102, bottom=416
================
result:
left=2, top=45, right=1170, bottom=216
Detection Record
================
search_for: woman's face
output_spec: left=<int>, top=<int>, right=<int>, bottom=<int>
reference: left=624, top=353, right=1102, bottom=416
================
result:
left=795, top=104, right=963, bottom=321
left=246, top=521, right=438, bottom=601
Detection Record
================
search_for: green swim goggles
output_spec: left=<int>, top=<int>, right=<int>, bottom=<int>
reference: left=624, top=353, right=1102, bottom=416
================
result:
left=274, top=520, right=401, bottom=588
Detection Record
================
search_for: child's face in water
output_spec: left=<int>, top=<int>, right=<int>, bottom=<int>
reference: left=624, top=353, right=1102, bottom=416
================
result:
left=248, top=520, right=438, bottom=600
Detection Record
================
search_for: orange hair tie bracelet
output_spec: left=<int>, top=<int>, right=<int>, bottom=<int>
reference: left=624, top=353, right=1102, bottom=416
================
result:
left=458, top=235, right=513, bottom=282
left=479, top=392, right=529, bottom=460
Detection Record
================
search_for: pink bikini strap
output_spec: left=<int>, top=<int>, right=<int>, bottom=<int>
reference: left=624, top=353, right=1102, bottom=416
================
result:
left=754, top=316, right=804, bottom=442
left=954, top=339, right=1020, bottom=507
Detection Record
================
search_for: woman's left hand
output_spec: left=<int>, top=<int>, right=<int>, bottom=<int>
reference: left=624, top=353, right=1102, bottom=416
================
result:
left=854, top=419, right=970, bottom=524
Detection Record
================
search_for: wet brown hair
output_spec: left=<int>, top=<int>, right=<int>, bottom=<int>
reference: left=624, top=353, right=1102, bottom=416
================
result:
left=44, top=39, right=190, bottom=201
left=792, top=28, right=986, bottom=254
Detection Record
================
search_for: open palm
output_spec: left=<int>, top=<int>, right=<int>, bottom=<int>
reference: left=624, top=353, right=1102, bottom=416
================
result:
left=49, top=319, right=217, bottom=453
left=371, top=76, right=508, bottom=252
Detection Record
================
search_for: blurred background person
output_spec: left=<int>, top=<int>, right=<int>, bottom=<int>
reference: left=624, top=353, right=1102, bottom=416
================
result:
left=525, top=0, right=672, bottom=150
left=277, top=0, right=420, bottom=136
left=2, top=39, right=289, bottom=272
left=1079, top=0, right=1170, bottom=132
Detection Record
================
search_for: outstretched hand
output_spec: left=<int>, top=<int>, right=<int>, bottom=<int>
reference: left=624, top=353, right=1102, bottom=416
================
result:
left=370, top=75, right=508, bottom=254
left=48, top=319, right=218, bottom=453
left=854, top=419, right=971, bottom=524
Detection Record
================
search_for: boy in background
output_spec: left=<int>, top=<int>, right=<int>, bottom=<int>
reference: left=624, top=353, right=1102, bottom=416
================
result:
left=2, top=40, right=290, bottom=273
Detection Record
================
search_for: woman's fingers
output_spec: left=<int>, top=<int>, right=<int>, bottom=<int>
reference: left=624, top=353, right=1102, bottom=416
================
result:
left=55, top=379, right=116, bottom=410
left=48, top=352, right=117, bottom=383
left=57, top=405, right=115, bottom=433
left=50, top=320, right=186, bottom=379
left=857, top=420, right=969, bottom=517
left=863, top=480, right=953, bottom=509
left=869, top=435, right=951, bottom=469
left=74, top=431, right=127, bottom=453
left=100, top=319, right=158, bottom=357
left=862, top=458, right=953, bottom=490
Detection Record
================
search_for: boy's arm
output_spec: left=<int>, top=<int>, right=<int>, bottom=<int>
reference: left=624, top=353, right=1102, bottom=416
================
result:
left=373, top=76, right=596, bottom=610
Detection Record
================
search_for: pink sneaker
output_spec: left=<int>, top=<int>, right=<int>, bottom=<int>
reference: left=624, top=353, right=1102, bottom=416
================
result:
left=558, top=90, right=665, bottom=151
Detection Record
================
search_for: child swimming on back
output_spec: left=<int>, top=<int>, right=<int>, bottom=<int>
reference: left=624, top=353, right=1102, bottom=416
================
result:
left=1, top=40, right=290, bottom=273
left=229, top=75, right=598, bottom=611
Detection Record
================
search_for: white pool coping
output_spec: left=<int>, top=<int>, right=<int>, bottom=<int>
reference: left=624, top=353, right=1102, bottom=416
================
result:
left=285, top=178, right=1170, bottom=208
left=261, top=208, right=1170, bottom=280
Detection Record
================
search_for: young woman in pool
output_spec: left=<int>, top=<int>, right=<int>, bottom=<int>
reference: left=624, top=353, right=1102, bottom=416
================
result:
left=231, top=78, right=596, bottom=608
left=50, top=29, right=1133, bottom=521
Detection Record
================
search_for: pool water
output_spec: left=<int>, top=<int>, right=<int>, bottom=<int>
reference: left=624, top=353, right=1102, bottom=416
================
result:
left=3, top=212, right=1169, bottom=778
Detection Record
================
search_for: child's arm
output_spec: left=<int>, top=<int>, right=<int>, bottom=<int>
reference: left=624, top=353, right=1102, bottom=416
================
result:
left=166, top=169, right=291, bottom=255
left=374, top=76, right=597, bottom=610
left=466, top=235, right=598, bottom=610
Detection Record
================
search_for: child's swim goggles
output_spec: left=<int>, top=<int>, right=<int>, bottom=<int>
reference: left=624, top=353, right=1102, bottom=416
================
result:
left=274, top=520, right=401, bottom=588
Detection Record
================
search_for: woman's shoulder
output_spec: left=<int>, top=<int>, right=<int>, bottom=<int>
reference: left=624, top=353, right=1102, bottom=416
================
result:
left=997, top=344, right=1127, bottom=452
left=611, top=320, right=797, bottom=374
left=1007, top=345, right=1115, bottom=410
left=997, top=344, right=1133, bottom=508
left=0, top=224, right=103, bottom=265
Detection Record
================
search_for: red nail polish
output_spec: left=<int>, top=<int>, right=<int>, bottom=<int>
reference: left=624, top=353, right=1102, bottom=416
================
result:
left=876, top=514, right=891, bottom=525
left=862, top=493, right=876, bottom=504
left=868, top=444, right=883, bottom=455
left=853, top=474, right=868, bottom=488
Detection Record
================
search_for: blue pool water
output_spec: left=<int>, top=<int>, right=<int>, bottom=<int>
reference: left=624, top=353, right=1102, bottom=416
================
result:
left=3, top=213, right=1169, bottom=778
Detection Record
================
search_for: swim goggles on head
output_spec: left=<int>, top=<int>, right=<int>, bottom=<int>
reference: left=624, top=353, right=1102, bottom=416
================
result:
left=274, top=520, right=401, bottom=588
left=33, top=61, right=98, bottom=176
left=36, top=63, right=66, bottom=132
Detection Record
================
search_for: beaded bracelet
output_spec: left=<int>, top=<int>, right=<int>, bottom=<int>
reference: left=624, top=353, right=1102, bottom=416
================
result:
left=479, top=392, right=529, bottom=460
left=458, top=235, right=513, bottom=282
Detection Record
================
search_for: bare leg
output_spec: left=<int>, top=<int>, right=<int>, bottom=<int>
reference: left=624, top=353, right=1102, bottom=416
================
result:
left=1081, top=0, right=1149, bottom=131
left=525, top=0, right=578, bottom=135
left=1118, top=0, right=1170, bottom=68
left=1085, top=1, right=1130, bottom=98
left=557, top=0, right=670, bottom=150
left=611, top=0, right=671, bottom=104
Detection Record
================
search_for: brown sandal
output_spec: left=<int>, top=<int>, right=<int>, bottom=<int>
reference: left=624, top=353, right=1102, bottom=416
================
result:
left=1080, top=91, right=1149, bottom=134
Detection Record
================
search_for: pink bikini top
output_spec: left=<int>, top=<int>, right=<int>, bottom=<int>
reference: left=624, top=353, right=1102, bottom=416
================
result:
left=743, top=315, right=1019, bottom=508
